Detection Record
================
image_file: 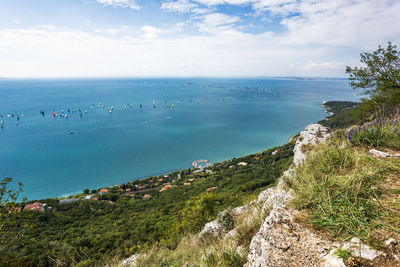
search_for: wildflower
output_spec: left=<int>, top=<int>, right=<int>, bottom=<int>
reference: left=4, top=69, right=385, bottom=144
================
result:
left=371, top=129, right=374, bottom=134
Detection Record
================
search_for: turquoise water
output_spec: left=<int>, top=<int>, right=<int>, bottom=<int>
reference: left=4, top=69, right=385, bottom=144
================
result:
left=0, top=78, right=358, bottom=200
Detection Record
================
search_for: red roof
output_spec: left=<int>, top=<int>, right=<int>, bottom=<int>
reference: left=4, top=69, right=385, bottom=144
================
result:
left=24, top=202, right=45, bottom=211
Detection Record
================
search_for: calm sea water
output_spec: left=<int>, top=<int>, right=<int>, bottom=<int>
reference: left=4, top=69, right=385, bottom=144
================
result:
left=0, top=78, right=359, bottom=200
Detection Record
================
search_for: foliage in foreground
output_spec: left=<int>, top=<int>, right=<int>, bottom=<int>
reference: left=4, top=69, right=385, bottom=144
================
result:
left=292, top=138, right=400, bottom=248
left=0, top=178, right=32, bottom=266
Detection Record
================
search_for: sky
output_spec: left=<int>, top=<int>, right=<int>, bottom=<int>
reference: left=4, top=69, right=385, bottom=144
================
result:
left=0, top=0, right=399, bottom=78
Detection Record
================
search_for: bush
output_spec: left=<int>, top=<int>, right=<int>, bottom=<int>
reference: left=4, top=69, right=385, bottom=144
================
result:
left=217, top=210, right=234, bottom=231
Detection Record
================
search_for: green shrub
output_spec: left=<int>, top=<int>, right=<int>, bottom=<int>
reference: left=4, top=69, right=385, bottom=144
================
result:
left=217, top=210, right=234, bottom=231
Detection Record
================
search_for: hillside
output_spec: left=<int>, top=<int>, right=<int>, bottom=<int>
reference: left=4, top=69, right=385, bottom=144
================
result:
left=133, top=120, right=400, bottom=267
left=1, top=139, right=294, bottom=266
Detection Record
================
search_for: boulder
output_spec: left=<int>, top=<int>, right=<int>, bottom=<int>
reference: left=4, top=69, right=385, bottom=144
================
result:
left=199, top=220, right=224, bottom=237
left=369, top=149, right=391, bottom=157
left=320, top=250, right=346, bottom=267
left=246, top=204, right=332, bottom=267
left=342, top=237, right=383, bottom=261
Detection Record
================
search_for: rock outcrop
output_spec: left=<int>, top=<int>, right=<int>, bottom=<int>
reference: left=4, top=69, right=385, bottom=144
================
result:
left=247, top=202, right=335, bottom=267
left=122, top=254, right=139, bottom=266
left=293, top=124, right=330, bottom=167
left=246, top=124, right=336, bottom=266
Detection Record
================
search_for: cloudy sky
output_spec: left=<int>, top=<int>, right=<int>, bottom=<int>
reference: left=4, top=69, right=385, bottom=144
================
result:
left=0, top=0, right=399, bottom=78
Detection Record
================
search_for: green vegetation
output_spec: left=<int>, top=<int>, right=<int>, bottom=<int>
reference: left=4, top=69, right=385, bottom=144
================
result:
left=0, top=178, right=32, bottom=266
left=292, top=136, right=400, bottom=248
left=333, top=247, right=351, bottom=262
left=3, top=142, right=294, bottom=266
left=348, top=120, right=400, bottom=149
left=319, top=101, right=361, bottom=130
left=136, top=200, right=268, bottom=267
left=346, top=42, right=400, bottom=121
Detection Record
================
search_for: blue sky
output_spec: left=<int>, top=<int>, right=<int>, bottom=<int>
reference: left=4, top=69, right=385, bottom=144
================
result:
left=0, top=0, right=399, bottom=78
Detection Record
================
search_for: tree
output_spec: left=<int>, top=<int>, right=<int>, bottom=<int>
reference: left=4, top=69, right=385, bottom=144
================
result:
left=0, top=178, right=31, bottom=260
left=346, top=42, right=400, bottom=120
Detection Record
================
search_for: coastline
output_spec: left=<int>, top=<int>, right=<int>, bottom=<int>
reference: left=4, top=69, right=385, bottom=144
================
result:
left=16, top=100, right=358, bottom=202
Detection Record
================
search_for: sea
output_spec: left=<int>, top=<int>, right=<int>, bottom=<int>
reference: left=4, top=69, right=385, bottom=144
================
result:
left=0, top=78, right=359, bottom=201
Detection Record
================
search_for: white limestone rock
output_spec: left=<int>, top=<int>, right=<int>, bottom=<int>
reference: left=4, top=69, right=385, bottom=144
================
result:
left=199, top=220, right=224, bottom=237
left=294, top=124, right=331, bottom=167
left=369, top=149, right=391, bottom=157
left=123, top=254, right=140, bottom=266
left=320, top=250, right=346, bottom=267
left=342, top=237, right=383, bottom=261
left=256, top=187, right=293, bottom=214
left=384, top=238, right=398, bottom=249
left=246, top=204, right=332, bottom=267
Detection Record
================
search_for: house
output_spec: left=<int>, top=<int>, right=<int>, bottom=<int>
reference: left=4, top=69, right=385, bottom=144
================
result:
left=125, top=188, right=131, bottom=192
left=188, top=178, right=195, bottom=182
left=154, top=183, right=159, bottom=186
left=206, top=186, right=218, bottom=192
left=24, top=202, right=47, bottom=212
left=99, top=188, right=109, bottom=194
left=149, top=180, right=153, bottom=183
left=237, top=162, right=248, bottom=166
left=271, top=149, right=280, bottom=155
left=159, top=187, right=168, bottom=192
left=59, top=198, right=78, bottom=205
left=143, top=194, right=152, bottom=199
left=184, top=182, right=191, bottom=186
left=158, top=178, right=163, bottom=182
left=159, top=184, right=175, bottom=192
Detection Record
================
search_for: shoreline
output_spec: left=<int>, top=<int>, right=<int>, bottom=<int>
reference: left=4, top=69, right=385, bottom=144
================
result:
left=19, top=100, right=357, bottom=202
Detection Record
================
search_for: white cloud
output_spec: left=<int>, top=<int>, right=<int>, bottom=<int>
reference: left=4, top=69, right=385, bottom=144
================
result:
left=202, top=13, right=240, bottom=26
left=141, top=25, right=161, bottom=38
left=161, top=0, right=198, bottom=13
left=193, top=0, right=254, bottom=5
left=1, top=1, right=400, bottom=78
left=96, top=0, right=140, bottom=10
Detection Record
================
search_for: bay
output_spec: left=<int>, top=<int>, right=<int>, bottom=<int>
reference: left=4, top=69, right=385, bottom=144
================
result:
left=0, top=78, right=359, bottom=200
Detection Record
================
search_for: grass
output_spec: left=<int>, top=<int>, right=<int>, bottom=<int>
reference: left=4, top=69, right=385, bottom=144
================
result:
left=333, top=247, right=351, bottom=262
left=135, top=200, right=269, bottom=267
left=291, top=137, right=400, bottom=248
left=348, top=120, right=400, bottom=150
